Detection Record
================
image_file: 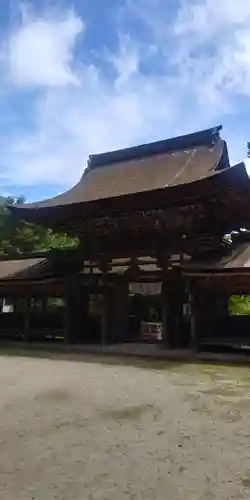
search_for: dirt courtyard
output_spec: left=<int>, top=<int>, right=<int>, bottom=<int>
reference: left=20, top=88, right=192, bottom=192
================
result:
left=1, top=353, right=250, bottom=499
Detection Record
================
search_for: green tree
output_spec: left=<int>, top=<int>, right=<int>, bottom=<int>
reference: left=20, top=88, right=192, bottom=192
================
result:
left=228, top=295, right=250, bottom=315
left=0, top=196, right=78, bottom=257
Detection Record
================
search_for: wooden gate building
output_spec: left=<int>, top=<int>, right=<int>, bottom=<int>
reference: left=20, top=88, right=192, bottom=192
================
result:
left=6, top=125, right=250, bottom=349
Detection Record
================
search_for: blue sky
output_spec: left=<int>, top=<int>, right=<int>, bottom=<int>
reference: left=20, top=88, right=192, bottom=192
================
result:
left=1, top=0, right=250, bottom=201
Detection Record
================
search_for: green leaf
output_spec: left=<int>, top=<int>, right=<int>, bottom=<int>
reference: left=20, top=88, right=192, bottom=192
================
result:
left=0, top=196, right=79, bottom=257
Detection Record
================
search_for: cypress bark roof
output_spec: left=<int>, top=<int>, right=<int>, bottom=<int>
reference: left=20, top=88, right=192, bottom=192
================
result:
left=9, top=126, right=228, bottom=212
left=0, top=257, right=47, bottom=281
left=184, top=243, right=250, bottom=274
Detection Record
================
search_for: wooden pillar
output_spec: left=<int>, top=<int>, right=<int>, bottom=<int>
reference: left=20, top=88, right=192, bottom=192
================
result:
left=64, top=286, right=71, bottom=344
left=172, top=277, right=185, bottom=349
left=190, top=289, right=199, bottom=352
left=74, top=287, right=88, bottom=343
left=161, top=276, right=184, bottom=349
left=64, top=281, right=88, bottom=344
left=23, top=296, right=30, bottom=342
left=13, top=298, right=17, bottom=313
left=199, top=290, right=228, bottom=346
left=101, top=282, right=112, bottom=347
left=110, top=282, right=129, bottom=343
left=161, top=280, right=173, bottom=348
left=41, top=297, right=47, bottom=313
left=101, top=287, right=108, bottom=347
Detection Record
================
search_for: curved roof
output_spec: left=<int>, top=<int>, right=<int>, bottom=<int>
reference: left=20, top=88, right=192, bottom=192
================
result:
left=184, top=242, right=250, bottom=274
left=10, top=126, right=230, bottom=216
left=88, top=125, right=223, bottom=168
left=10, top=125, right=250, bottom=239
left=182, top=242, right=250, bottom=294
left=0, top=257, right=46, bottom=282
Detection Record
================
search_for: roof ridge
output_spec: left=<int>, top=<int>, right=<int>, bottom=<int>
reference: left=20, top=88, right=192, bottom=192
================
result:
left=88, top=126, right=222, bottom=169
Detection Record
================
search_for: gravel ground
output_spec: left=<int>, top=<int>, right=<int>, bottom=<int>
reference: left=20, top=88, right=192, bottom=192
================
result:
left=1, top=354, right=250, bottom=499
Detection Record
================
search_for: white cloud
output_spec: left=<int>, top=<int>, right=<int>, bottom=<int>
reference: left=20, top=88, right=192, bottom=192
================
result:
left=0, top=1, right=250, bottom=194
left=111, top=35, right=140, bottom=84
left=3, top=71, right=181, bottom=187
left=173, top=0, right=250, bottom=103
left=2, top=8, right=83, bottom=86
left=174, top=0, right=250, bottom=39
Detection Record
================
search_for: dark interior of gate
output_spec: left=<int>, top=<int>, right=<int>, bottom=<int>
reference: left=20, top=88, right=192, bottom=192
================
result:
left=2, top=125, right=250, bottom=352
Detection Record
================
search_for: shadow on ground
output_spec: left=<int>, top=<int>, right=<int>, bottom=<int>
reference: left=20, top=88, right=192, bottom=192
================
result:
left=0, top=343, right=185, bottom=370
left=1, top=342, right=250, bottom=372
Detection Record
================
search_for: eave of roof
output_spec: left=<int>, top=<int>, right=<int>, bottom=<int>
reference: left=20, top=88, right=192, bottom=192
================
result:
left=0, top=257, right=48, bottom=282
left=183, top=242, right=250, bottom=275
left=9, top=140, right=233, bottom=220
left=8, top=126, right=228, bottom=214
left=8, top=160, right=250, bottom=228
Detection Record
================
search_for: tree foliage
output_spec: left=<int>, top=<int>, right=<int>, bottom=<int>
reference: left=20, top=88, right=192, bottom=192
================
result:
left=228, top=295, right=250, bottom=315
left=0, top=196, right=78, bottom=258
